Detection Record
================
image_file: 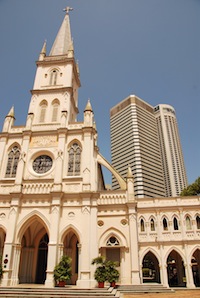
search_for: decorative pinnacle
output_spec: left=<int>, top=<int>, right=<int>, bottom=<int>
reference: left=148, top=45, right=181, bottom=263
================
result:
left=63, top=6, right=73, bottom=14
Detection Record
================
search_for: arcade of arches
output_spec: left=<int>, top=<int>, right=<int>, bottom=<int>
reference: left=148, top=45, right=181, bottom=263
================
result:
left=1, top=220, right=200, bottom=288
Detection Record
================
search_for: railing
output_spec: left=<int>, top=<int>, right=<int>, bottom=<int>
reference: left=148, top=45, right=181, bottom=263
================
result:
left=98, top=192, right=127, bottom=205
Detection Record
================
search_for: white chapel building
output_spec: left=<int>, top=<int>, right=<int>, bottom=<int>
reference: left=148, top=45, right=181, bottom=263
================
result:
left=0, top=8, right=200, bottom=289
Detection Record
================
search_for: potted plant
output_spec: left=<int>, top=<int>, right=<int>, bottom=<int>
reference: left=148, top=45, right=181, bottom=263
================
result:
left=53, top=255, right=72, bottom=287
left=106, top=260, right=120, bottom=287
left=91, top=256, right=107, bottom=288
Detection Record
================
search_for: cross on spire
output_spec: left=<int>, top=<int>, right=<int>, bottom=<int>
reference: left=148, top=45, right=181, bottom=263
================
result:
left=63, top=6, right=73, bottom=14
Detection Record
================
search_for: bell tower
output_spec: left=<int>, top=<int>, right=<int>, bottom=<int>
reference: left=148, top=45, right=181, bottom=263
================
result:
left=26, top=7, right=80, bottom=129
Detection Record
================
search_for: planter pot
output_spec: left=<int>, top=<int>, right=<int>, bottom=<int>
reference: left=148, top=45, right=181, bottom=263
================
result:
left=98, top=281, right=104, bottom=288
left=110, top=281, right=116, bottom=287
left=58, top=280, right=66, bottom=287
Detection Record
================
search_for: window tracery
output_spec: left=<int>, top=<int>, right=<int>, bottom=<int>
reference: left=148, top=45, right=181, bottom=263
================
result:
left=68, top=143, right=81, bottom=176
left=106, top=236, right=119, bottom=246
left=5, top=146, right=20, bottom=178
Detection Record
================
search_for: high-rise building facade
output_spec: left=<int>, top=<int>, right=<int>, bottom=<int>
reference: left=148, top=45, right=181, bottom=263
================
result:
left=110, top=96, right=187, bottom=197
left=154, top=104, right=188, bottom=196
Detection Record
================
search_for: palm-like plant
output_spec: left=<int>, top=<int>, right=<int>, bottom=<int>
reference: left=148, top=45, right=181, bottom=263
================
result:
left=92, top=256, right=107, bottom=283
left=91, top=256, right=120, bottom=286
left=53, top=255, right=72, bottom=285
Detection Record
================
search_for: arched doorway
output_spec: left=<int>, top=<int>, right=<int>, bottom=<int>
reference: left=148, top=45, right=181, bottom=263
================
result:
left=191, top=249, right=200, bottom=287
left=142, top=251, right=160, bottom=283
left=0, top=228, right=6, bottom=257
left=35, top=233, right=49, bottom=284
left=63, top=231, right=79, bottom=285
left=167, top=250, right=186, bottom=287
left=18, top=217, right=48, bottom=284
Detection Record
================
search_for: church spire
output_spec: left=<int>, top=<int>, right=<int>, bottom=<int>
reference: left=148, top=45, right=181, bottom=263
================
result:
left=49, top=7, right=73, bottom=56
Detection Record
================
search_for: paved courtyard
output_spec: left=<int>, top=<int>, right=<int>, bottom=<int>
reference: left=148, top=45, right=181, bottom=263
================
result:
left=123, top=289, right=200, bottom=298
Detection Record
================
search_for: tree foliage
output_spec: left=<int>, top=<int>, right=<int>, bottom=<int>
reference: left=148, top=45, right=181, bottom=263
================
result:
left=180, top=177, right=200, bottom=196
left=91, top=256, right=119, bottom=283
left=53, top=255, right=72, bottom=283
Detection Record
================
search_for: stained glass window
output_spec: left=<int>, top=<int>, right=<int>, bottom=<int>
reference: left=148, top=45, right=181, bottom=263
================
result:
left=33, top=155, right=52, bottom=174
left=68, top=143, right=81, bottom=176
left=5, top=146, right=20, bottom=178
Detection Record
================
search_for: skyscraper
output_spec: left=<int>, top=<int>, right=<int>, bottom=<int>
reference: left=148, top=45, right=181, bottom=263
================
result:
left=154, top=104, right=188, bottom=196
left=110, top=95, right=166, bottom=198
left=110, top=95, right=187, bottom=197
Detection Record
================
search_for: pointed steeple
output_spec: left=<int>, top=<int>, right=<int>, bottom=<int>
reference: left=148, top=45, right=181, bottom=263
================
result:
left=39, top=40, right=46, bottom=61
left=7, top=106, right=15, bottom=118
left=84, top=99, right=93, bottom=112
left=84, top=99, right=94, bottom=127
left=127, top=166, right=133, bottom=178
left=49, top=7, right=73, bottom=56
left=2, top=106, right=15, bottom=132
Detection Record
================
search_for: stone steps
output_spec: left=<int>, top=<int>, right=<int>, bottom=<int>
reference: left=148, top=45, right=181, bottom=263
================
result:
left=116, top=284, right=174, bottom=293
left=0, top=286, right=119, bottom=298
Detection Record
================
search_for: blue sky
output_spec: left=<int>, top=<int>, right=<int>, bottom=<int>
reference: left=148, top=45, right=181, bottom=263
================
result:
left=0, top=0, right=199, bottom=185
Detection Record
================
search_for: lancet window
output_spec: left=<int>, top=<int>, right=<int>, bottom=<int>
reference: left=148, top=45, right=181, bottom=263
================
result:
left=150, top=218, right=155, bottom=231
left=50, top=69, right=58, bottom=85
left=140, top=219, right=145, bottom=232
left=67, top=143, right=81, bottom=176
left=196, top=216, right=200, bottom=229
left=52, top=100, right=59, bottom=122
left=163, top=218, right=168, bottom=231
left=173, top=217, right=179, bottom=230
left=5, top=146, right=20, bottom=178
left=186, top=216, right=192, bottom=230
left=39, top=101, right=47, bottom=123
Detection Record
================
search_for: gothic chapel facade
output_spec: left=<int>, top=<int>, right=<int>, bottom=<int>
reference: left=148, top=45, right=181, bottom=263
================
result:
left=0, top=9, right=200, bottom=289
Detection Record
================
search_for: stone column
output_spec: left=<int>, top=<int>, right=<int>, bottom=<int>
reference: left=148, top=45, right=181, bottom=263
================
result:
left=1, top=196, right=20, bottom=286
left=76, top=194, right=98, bottom=288
left=53, top=129, right=66, bottom=191
left=128, top=203, right=140, bottom=284
left=45, top=195, right=61, bottom=287
left=159, top=244, right=169, bottom=287
left=184, top=244, right=195, bottom=288
left=10, top=244, right=21, bottom=285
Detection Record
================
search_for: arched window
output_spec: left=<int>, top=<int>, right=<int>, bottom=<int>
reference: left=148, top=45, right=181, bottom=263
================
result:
left=196, top=216, right=200, bottom=229
left=140, top=219, right=145, bottom=232
left=163, top=218, right=168, bottom=231
left=5, top=146, right=20, bottom=178
left=186, top=216, right=192, bottom=230
left=51, top=100, right=59, bottom=122
left=68, top=143, right=81, bottom=176
left=173, top=217, right=179, bottom=230
left=50, top=69, right=58, bottom=85
left=150, top=218, right=155, bottom=231
left=39, top=101, right=47, bottom=123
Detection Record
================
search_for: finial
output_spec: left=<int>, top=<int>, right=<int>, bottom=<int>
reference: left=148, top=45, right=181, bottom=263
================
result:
left=63, top=6, right=73, bottom=14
